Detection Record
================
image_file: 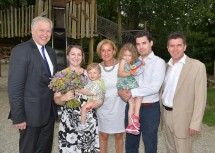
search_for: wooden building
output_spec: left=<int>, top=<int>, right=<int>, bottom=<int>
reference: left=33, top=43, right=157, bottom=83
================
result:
left=0, top=0, right=97, bottom=65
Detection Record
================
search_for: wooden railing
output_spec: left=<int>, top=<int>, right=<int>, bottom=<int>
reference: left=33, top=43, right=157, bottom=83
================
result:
left=66, top=0, right=97, bottom=39
left=0, top=0, right=97, bottom=39
left=0, top=5, right=34, bottom=38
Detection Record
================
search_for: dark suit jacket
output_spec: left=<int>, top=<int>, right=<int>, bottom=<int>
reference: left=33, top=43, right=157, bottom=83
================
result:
left=8, top=38, right=58, bottom=127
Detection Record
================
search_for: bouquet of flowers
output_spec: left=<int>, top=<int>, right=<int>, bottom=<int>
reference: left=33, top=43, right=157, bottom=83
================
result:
left=49, top=68, right=88, bottom=109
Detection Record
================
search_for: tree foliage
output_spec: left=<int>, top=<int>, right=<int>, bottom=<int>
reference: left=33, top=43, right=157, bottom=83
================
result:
left=97, top=0, right=118, bottom=22
left=97, top=0, right=215, bottom=73
left=0, top=0, right=214, bottom=73
left=0, top=0, right=35, bottom=7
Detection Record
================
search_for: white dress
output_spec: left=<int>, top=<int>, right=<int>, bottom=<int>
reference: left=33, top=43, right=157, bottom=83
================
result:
left=97, top=63, right=126, bottom=133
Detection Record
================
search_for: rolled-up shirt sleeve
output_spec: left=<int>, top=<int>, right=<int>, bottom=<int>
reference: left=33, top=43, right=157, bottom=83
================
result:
left=131, top=52, right=166, bottom=102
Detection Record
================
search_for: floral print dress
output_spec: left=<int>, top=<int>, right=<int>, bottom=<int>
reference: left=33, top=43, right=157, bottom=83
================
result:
left=117, top=61, right=139, bottom=90
left=58, top=94, right=100, bottom=153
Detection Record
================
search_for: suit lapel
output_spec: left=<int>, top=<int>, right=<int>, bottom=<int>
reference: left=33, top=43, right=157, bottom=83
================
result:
left=30, top=39, right=46, bottom=65
left=30, top=39, right=56, bottom=75
left=30, top=39, right=51, bottom=76
left=174, top=56, right=191, bottom=95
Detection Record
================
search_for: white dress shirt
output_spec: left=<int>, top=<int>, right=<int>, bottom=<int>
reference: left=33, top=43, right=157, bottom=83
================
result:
left=162, top=54, right=186, bottom=108
left=34, top=42, right=54, bottom=76
left=131, top=52, right=166, bottom=103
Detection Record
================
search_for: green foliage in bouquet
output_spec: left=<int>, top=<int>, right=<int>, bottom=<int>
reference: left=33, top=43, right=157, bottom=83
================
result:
left=48, top=68, right=88, bottom=109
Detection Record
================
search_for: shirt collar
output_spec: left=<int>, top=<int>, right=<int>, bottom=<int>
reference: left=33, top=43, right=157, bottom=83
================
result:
left=139, top=51, right=155, bottom=61
left=168, top=54, right=186, bottom=66
left=33, top=39, right=43, bottom=51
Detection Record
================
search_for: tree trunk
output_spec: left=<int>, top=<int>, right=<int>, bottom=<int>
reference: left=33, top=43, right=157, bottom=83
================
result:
left=214, top=60, right=215, bottom=81
left=117, top=0, right=122, bottom=45
left=127, top=2, right=140, bottom=30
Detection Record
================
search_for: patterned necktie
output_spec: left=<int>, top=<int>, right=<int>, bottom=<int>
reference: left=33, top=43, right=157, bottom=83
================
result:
left=41, top=46, right=51, bottom=77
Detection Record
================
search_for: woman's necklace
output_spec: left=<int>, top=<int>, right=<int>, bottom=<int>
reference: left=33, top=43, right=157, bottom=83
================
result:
left=101, top=59, right=116, bottom=72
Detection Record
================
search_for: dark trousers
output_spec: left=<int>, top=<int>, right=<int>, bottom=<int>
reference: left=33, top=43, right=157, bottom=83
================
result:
left=125, top=102, right=160, bottom=153
left=19, top=115, right=55, bottom=153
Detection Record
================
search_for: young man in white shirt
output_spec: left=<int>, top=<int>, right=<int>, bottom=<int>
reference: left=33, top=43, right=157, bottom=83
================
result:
left=119, top=31, right=166, bottom=153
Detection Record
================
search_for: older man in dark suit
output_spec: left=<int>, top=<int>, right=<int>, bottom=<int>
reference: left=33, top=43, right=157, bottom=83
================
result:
left=8, top=16, right=57, bottom=153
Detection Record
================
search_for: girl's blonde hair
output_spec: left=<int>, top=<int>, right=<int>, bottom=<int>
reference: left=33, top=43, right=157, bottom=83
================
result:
left=87, top=63, right=101, bottom=75
left=96, top=39, right=117, bottom=59
left=118, top=43, right=138, bottom=64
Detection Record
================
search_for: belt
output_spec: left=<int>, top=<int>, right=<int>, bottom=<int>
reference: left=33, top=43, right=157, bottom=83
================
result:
left=141, top=102, right=158, bottom=107
left=163, top=105, right=173, bottom=111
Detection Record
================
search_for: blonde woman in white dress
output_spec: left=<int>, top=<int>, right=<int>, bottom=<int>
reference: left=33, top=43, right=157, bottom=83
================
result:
left=96, top=39, right=126, bottom=153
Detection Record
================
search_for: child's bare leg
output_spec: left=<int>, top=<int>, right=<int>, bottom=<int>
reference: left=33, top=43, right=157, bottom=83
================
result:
left=128, top=97, right=135, bottom=126
left=85, top=101, right=94, bottom=110
left=126, top=98, right=140, bottom=135
left=81, top=104, right=87, bottom=124
left=134, top=97, right=143, bottom=118
left=129, top=96, right=143, bottom=128
left=81, top=101, right=95, bottom=124
left=91, top=99, right=103, bottom=109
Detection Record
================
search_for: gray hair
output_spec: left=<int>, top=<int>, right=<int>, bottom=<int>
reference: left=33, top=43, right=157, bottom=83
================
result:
left=31, top=16, right=53, bottom=30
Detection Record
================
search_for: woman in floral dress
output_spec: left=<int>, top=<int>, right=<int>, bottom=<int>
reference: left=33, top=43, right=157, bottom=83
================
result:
left=53, top=45, right=103, bottom=153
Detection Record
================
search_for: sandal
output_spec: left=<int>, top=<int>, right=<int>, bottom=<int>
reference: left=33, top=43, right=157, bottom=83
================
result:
left=125, top=125, right=140, bottom=135
left=130, top=114, right=140, bottom=130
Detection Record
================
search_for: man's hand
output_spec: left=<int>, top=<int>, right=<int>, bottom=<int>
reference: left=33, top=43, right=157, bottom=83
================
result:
left=189, top=128, right=199, bottom=136
left=118, top=90, right=132, bottom=102
left=15, top=122, right=27, bottom=130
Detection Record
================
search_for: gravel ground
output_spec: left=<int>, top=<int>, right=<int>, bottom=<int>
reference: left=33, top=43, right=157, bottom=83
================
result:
left=0, top=63, right=215, bottom=153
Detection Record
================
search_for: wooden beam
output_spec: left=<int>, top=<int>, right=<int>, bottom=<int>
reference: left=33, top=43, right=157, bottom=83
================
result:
left=81, top=1, right=85, bottom=38
left=48, top=0, right=52, bottom=19
left=85, top=1, right=90, bottom=38
left=3, top=10, right=6, bottom=37
left=18, top=8, right=20, bottom=37
left=90, top=0, right=95, bottom=37
left=117, top=0, right=122, bottom=44
left=7, top=9, right=10, bottom=38
left=0, top=9, right=3, bottom=38
left=21, top=6, right=24, bottom=37
left=25, top=6, right=28, bottom=36
left=71, top=1, right=76, bottom=38
left=34, top=0, right=38, bottom=16
left=77, top=3, right=81, bottom=39
left=88, top=37, right=94, bottom=64
left=10, top=6, right=14, bottom=37
left=66, top=2, right=70, bottom=38
left=14, top=7, right=17, bottom=36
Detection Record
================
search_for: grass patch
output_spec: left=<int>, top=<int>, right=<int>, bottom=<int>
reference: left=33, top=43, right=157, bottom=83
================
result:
left=203, top=88, right=215, bottom=126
